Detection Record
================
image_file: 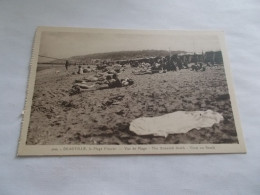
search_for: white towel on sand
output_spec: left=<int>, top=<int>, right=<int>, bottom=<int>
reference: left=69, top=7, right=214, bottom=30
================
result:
left=129, top=110, right=223, bottom=137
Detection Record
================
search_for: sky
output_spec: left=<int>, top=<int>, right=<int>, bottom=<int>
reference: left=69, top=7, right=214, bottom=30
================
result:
left=38, top=29, right=221, bottom=62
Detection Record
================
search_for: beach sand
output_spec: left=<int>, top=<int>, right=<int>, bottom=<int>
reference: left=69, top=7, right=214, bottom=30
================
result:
left=26, top=64, right=238, bottom=145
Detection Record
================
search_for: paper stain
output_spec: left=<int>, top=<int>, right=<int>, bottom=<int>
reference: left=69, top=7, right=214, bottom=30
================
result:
left=129, top=110, right=223, bottom=137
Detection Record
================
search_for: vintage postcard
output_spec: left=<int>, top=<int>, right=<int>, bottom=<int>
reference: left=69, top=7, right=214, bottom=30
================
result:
left=17, top=27, right=246, bottom=156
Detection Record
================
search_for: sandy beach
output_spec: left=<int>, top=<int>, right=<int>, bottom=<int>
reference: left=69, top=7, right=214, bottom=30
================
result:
left=26, top=63, right=238, bottom=145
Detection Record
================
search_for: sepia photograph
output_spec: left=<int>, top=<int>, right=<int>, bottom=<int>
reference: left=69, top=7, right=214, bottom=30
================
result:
left=18, top=27, right=246, bottom=155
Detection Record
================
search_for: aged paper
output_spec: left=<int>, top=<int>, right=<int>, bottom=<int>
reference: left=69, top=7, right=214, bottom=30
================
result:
left=17, top=27, right=246, bottom=156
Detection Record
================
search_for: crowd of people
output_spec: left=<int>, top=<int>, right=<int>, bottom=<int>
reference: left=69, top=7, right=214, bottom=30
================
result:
left=66, top=53, right=222, bottom=94
left=134, top=55, right=219, bottom=73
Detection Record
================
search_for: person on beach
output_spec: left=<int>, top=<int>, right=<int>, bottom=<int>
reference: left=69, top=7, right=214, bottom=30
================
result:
left=105, top=74, right=122, bottom=88
left=65, top=60, right=69, bottom=71
left=77, top=65, right=84, bottom=74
